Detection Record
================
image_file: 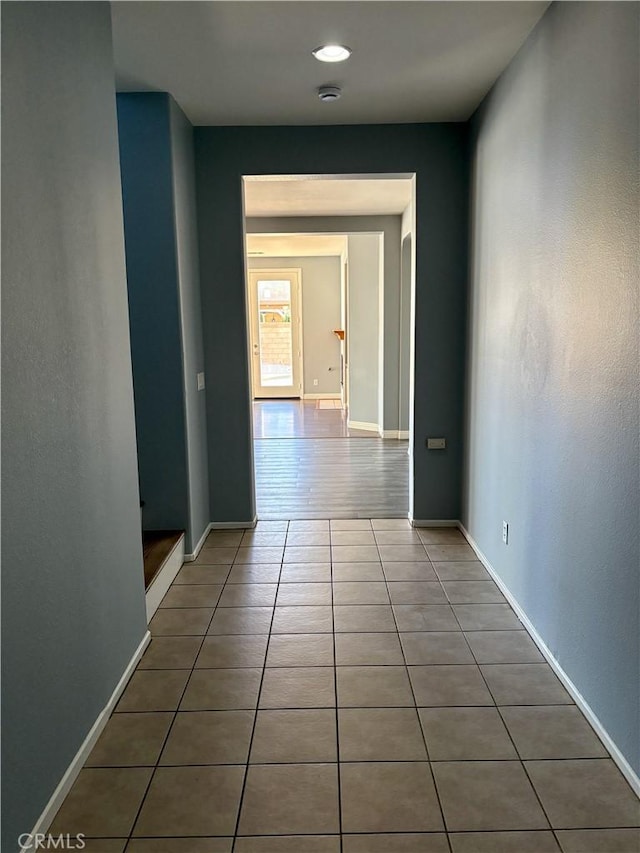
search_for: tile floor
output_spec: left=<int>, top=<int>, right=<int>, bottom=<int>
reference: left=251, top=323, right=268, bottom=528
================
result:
left=50, top=520, right=640, bottom=853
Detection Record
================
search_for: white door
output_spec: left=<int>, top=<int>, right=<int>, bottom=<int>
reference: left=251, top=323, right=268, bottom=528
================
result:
left=248, top=269, right=303, bottom=399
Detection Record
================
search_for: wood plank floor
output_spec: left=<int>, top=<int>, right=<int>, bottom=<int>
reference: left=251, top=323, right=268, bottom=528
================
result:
left=254, top=437, right=410, bottom=519
left=253, top=399, right=374, bottom=439
left=142, top=530, right=184, bottom=588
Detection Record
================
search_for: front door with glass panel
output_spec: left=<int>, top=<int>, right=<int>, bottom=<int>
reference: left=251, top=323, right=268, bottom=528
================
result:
left=248, top=269, right=302, bottom=398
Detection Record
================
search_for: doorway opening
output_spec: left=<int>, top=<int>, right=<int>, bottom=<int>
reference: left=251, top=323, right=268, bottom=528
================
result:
left=242, top=174, right=416, bottom=519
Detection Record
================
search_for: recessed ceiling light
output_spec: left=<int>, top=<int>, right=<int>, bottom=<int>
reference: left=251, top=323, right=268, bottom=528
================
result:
left=312, top=44, right=351, bottom=63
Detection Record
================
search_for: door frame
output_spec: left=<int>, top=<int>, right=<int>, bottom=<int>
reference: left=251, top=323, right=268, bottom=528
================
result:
left=247, top=267, right=303, bottom=399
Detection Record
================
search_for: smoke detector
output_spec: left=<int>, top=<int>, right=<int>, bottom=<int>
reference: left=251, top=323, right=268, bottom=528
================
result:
left=318, top=85, right=342, bottom=102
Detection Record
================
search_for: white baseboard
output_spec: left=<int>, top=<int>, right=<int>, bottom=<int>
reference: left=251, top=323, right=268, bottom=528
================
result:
left=347, top=420, right=379, bottom=433
left=303, top=393, right=340, bottom=400
left=184, top=518, right=258, bottom=562
left=381, top=429, right=410, bottom=439
left=145, top=534, right=185, bottom=620
left=410, top=518, right=459, bottom=527
left=458, top=522, right=640, bottom=798
left=21, top=630, right=151, bottom=852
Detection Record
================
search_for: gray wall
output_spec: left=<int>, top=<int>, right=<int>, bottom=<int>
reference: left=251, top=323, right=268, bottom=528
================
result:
left=248, top=256, right=342, bottom=396
left=347, top=234, right=383, bottom=426
left=1, top=4, right=148, bottom=848
left=169, top=99, right=211, bottom=550
left=117, top=93, right=209, bottom=552
left=464, top=1, right=639, bottom=775
left=198, top=130, right=468, bottom=523
left=246, top=215, right=403, bottom=433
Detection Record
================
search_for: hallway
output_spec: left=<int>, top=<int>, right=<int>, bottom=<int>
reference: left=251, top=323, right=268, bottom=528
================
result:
left=49, top=520, right=640, bottom=850
left=253, top=401, right=410, bottom=518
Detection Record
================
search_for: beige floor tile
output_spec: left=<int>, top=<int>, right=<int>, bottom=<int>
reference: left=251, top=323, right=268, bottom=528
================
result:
left=49, top=767, right=152, bottom=836
left=149, top=608, right=213, bottom=636
left=138, top=637, right=202, bottom=669
left=425, top=543, right=477, bottom=562
left=266, top=633, right=334, bottom=667
left=208, top=606, right=273, bottom=635
left=501, top=705, right=607, bottom=758
left=276, top=582, right=332, bottom=605
left=393, top=604, right=460, bottom=632
left=174, top=565, right=231, bottom=584
left=341, top=762, right=443, bottom=832
left=383, top=562, right=438, bottom=581
left=218, top=583, right=277, bottom=607
left=332, top=562, right=384, bottom=581
left=286, top=531, right=332, bottom=546
left=284, top=545, right=332, bottom=563
left=288, top=520, right=330, bottom=531
left=432, top=561, right=490, bottom=581
left=226, top=564, right=281, bottom=583
left=449, top=831, right=560, bottom=852
left=180, top=668, right=262, bottom=710
left=86, top=712, right=172, bottom=767
left=271, top=605, right=333, bottom=633
left=127, top=839, right=232, bottom=853
left=205, top=530, right=244, bottom=547
left=330, top=519, right=372, bottom=531
left=443, top=580, right=505, bottom=604
left=332, top=581, right=389, bottom=605
left=400, top=632, right=475, bottom=664
left=417, top=529, right=466, bottom=545
left=195, top=546, right=238, bottom=565
left=159, top=710, right=254, bottom=764
left=117, top=670, right=189, bottom=712
left=419, top=707, right=517, bottom=760
left=160, top=584, right=223, bottom=608
left=333, top=605, right=396, bottom=632
left=343, top=834, right=449, bottom=853
left=465, top=630, right=544, bottom=663
left=335, top=632, right=404, bottom=665
left=371, top=518, right=413, bottom=530
left=432, top=761, right=548, bottom=831
left=453, top=604, right=523, bottom=631
left=280, top=563, right=332, bottom=582
left=133, top=765, right=244, bottom=836
left=388, top=582, right=448, bottom=605
left=331, top=545, right=380, bottom=562
left=234, top=546, right=284, bottom=564
left=378, top=545, right=428, bottom=562
left=336, top=665, right=414, bottom=707
left=481, top=664, right=572, bottom=705
left=259, top=667, right=335, bottom=708
left=254, top=520, right=289, bottom=531
left=374, top=530, right=422, bottom=545
left=555, top=829, right=640, bottom=852
left=250, top=709, right=337, bottom=762
left=525, top=759, right=640, bottom=828
left=240, top=531, right=287, bottom=547
left=409, top=665, right=494, bottom=707
left=330, top=530, right=376, bottom=545
left=339, top=708, right=427, bottom=760
left=235, top=837, right=339, bottom=853
left=195, top=634, right=268, bottom=668
left=238, top=764, right=340, bottom=834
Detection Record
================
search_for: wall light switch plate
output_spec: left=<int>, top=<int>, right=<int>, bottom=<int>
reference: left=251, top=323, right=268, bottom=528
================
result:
left=502, top=521, right=509, bottom=545
left=427, top=437, right=446, bottom=450
left=197, top=372, right=205, bottom=391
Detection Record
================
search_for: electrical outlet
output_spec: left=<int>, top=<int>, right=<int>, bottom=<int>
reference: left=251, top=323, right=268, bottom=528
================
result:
left=197, top=372, right=205, bottom=391
left=427, top=437, right=446, bottom=450
left=313, top=379, right=319, bottom=386
left=502, top=521, right=509, bottom=545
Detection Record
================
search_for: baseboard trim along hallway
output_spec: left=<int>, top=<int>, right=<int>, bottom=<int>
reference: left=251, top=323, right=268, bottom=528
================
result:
left=185, top=519, right=258, bottom=563
left=459, top=522, right=640, bottom=798
left=21, top=630, right=151, bottom=853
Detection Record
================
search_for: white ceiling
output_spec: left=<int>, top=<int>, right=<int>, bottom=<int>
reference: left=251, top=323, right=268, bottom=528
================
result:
left=246, top=233, right=348, bottom=258
left=244, top=176, right=413, bottom=217
left=112, top=2, right=549, bottom=126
